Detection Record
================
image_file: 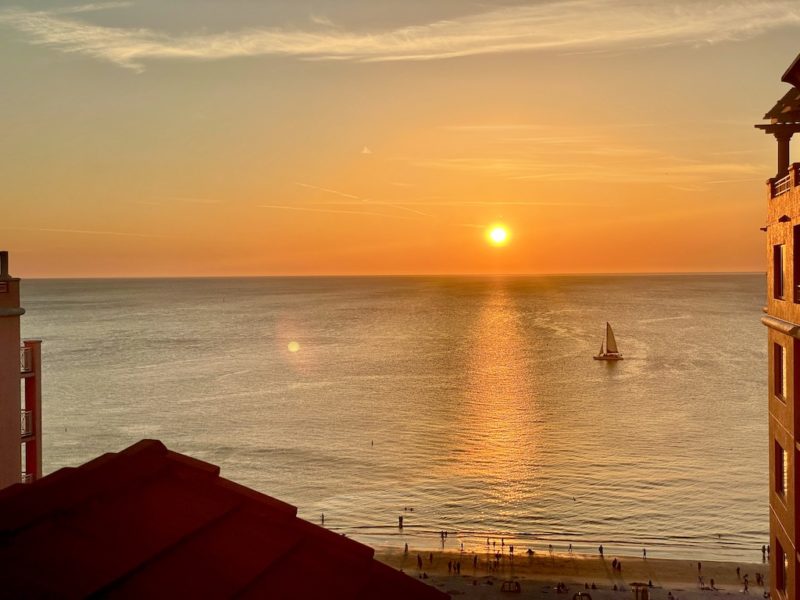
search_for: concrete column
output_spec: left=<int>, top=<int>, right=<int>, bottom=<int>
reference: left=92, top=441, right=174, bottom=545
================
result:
left=777, top=132, right=793, bottom=177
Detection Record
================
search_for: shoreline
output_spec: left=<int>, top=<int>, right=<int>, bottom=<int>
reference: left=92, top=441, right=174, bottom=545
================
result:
left=343, top=531, right=766, bottom=565
left=375, top=548, right=768, bottom=599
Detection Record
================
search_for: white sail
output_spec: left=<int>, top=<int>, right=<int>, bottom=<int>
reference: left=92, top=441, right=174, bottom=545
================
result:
left=605, top=322, right=619, bottom=354
left=599, top=342, right=604, bottom=355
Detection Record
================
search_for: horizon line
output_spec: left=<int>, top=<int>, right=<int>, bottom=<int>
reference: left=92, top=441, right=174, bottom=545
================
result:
left=19, top=270, right=765, bottom=281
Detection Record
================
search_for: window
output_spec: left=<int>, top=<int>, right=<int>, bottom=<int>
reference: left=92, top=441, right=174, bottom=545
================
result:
left=777, top=541, right=788, bottom=593
left=775, top=244, right=786, bottom=299
left=794, top=225, right=800, bottom=302
left=775, top=343, right=787, bottom=400
left=776, top=441, right=789, bottom=498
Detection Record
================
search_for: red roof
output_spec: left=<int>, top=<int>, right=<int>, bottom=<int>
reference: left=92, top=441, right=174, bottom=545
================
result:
left=0, top=440, right=448, bottom=599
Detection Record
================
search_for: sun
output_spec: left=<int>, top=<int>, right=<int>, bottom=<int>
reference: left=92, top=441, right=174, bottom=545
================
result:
left=487, top=225, right=510, bottom=246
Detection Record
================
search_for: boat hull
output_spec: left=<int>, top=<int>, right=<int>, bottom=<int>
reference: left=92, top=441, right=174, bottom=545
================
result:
left=594, top=354, right=623, bottom=361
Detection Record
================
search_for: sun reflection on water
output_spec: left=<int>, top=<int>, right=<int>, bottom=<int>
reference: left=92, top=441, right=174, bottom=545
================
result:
left=452, top=280, right=542, bottom=505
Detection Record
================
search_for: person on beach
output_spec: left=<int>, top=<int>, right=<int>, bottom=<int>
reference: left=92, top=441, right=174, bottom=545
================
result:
left=404, top=543, right=408, bottom=555
left=599, top=544, right=604, bottom=557
left=549, top=544, right=553, bottom=555
left=736, top=566, right=741, bottom=579
left=762, top=544, right=767, bottom=562
left=697, top=561, right=702, bottom=573
left=321, top=513, right=325, bottom=525
left=473, top=555, right=478, bottom=568
left=612, top=558, right=617, bottom=569
left=643, top=548, right=646, bottom=559
left=417, top=554, right=422, bottom=569
left=568, top=543, right=573, bottom=554
left=527, top=548, right=534, bottom=557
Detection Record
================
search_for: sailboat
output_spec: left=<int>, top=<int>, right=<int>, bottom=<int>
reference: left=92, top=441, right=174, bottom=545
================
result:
left=594, top=322, right=623, bottom=361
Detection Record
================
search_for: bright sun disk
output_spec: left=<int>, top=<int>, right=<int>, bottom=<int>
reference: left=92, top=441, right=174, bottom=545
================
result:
left=487, top=225, right=509, bottom=246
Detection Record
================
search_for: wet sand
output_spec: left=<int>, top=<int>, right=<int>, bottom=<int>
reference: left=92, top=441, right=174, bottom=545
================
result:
left=376, top=548, right=768, bottom=599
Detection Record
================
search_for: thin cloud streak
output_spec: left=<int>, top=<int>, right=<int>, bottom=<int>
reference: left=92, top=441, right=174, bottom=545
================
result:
left=257, top=204, right=417, bottom=220
left=295, top=182, right=360, bottom=200
left=3, top=226, right=164, bottom=238
left=1, top=1, right=798, bottom=71
left=296, top=182, right=434, bottom=217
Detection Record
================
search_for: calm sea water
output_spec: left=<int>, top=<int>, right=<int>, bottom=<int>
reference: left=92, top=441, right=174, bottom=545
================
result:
left=21, top=275, right=767, bottom=561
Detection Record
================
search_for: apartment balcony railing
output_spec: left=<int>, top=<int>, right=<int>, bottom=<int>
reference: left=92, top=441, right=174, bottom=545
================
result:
left=21, top=409, right=33, bottom=437
left=20, top=346, right=32, bottom=374
left=773, top=174, right=792, bottom=197
left=21, top=473, right=33, bottom=484
left=770, top=163, right=800, bottom=198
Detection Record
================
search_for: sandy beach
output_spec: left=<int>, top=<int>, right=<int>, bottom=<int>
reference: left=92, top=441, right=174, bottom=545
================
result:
left=376, top=548, right=768, bottom=599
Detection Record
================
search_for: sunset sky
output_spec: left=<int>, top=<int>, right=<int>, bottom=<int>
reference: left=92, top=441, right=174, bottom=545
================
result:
left=2, top=0, right=800, bottom=277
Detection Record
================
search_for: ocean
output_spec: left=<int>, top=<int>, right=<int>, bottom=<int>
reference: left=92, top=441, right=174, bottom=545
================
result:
left=21, top=274, right=767, bottom=562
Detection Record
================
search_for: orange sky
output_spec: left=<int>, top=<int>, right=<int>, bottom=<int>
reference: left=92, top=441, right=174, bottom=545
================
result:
left=1, top=1, right=799, bottom=277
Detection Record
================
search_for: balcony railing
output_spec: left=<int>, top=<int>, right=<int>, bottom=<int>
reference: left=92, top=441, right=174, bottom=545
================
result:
left=21, top=473, right=33, bottom=484
left=774, top=174, right=792, bottom=197
left=21, top=410, right=33, bottom=436
left=20, top=346, right=32, bottom=374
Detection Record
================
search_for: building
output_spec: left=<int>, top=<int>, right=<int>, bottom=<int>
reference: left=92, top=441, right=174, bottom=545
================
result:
left=757, top=53, right=800, bottom=600
left=0, top=251, right=42, bottom=490
left=0, top=439, right=448, bottom=599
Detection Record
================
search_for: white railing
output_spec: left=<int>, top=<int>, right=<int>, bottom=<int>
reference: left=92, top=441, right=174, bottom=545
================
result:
left=774, top=174, right=792, bottom=197
left=21, top=473, right=33, bottom=484
left=20, top=410, right=32, bottom=436
left=20, top=346, right=32, bottom=373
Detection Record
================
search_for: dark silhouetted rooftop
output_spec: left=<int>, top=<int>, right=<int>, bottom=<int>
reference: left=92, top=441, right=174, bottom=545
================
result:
left=0, top=439, right=448, bottom=599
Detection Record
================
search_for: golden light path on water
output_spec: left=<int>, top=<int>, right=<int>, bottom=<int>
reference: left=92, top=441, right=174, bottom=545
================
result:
left=457, top=282, right=540, bottom=505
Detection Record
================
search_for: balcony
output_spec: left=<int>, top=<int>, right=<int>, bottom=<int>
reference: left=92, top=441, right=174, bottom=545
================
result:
left=774, top=174, right=792, bottom=197
left=20, top=346, right=32, bottom=374
left=21, top=409, right=32, bottom=437
left=771, top=164, right=800, bottom=199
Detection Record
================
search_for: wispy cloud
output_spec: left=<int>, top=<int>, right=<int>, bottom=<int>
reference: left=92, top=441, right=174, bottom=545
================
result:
left=3, top=226, right=164, bottom=238
left=295, top=182, right=360, bottom=200
left=1, top=1, right=797, bottom=71
left=257, top=204, right=417, bottom=220
left=295, top=181, right=434, bottom=217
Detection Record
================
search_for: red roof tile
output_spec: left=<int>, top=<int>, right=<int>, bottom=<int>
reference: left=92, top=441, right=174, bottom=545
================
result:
left=0, top=440, right=448, bottom=599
